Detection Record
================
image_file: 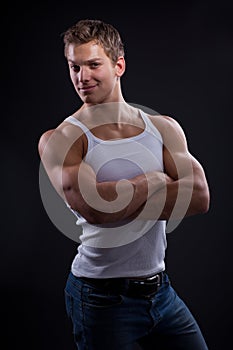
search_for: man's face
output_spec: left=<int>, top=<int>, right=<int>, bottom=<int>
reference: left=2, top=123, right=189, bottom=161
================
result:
left=66, top=41, right=122, bottom=105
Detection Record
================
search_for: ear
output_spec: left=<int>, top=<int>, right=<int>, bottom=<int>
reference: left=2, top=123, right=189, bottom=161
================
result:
left=115, top=56, right=126, bottom=77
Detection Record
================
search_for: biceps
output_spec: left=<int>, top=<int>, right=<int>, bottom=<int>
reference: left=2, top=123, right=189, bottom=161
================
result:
left=163, top=146, right=194, bottom=180
left=59, top=161, right=99, bottom=215
left=62, top=162, right=96, bottom=192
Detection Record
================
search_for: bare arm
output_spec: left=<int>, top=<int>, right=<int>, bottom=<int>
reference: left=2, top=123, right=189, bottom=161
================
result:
left=135, top=115, right=210, bottom=221
left=38, top=121, right=163, bottom=224
left=38, top=116, right=209, bottom=225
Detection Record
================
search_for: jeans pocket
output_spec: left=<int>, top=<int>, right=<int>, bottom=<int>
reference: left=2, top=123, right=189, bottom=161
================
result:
left=86, top=292, right=123, bottom=309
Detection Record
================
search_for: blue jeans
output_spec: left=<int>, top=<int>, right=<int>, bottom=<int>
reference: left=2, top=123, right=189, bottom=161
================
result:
left=64, top=271, right=208, bottom=350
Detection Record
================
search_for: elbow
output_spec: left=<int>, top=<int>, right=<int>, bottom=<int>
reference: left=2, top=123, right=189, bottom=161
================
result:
left=198, top=195, right=210, bottom=214
left=195, top=185, right=210, bottom=215
left=66, top=198, right=112, bottom=225
left=85, top=210, right=121, bottom=225
left=63, top=187, right=125, bottom=225
left=81, top=208, right=126, bottom=225
left=84, top=210, right=105, bottom=225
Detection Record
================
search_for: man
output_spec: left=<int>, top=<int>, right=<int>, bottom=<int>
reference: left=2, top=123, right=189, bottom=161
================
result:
left=38, top=19, right=210, bottom=349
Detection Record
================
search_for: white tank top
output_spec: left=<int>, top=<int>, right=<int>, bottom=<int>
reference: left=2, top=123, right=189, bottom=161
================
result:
left=64, top=109, right=167, bottom=278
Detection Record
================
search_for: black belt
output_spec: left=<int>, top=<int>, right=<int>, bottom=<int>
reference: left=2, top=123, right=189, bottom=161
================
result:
left=80, top=271, right=164, bottom=298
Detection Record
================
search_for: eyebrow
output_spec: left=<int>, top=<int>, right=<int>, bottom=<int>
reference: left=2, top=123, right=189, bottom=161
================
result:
left=68, top=58, right=103, bottom=64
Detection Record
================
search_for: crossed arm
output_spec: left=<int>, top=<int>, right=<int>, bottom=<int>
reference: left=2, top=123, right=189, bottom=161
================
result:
left=38, top=115, right=210, bottom=225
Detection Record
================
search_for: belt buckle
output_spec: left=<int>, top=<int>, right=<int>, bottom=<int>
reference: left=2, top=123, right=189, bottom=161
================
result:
left=127, top=274, right=161, bottom=298
left=145, top=273, right=161, bottom=286
left=135, top=273, right=161, bottom=286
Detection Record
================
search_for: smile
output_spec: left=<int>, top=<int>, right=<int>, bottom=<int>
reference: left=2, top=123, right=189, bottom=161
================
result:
left=79, top=85, right=97, bottom=92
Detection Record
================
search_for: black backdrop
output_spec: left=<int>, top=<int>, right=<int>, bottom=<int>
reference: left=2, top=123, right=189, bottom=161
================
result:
left=2, top=1, right=233, bottom=349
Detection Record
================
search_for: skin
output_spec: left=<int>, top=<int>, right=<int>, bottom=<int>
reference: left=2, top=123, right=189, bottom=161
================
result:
left=67, top=42, right=125, bottom=105
left=38, top=41, right=210, bottom=225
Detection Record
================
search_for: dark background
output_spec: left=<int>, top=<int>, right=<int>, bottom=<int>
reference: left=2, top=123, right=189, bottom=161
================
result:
left=2, top=1, right=233, bottom=349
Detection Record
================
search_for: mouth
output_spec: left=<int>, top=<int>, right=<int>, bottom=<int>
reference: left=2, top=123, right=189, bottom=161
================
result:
left=78, top=84, right=97, bottom=93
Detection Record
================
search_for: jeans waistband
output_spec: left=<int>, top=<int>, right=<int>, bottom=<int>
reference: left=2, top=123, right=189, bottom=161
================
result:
left=79, top=271, right=165, bottom=298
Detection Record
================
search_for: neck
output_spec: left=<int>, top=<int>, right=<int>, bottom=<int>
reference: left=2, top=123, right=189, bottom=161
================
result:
left=74, top=101, right=140, bottom=129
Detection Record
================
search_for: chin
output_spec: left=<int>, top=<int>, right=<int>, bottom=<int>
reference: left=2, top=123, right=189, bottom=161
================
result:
left=83, top=96, right=102, bottom=105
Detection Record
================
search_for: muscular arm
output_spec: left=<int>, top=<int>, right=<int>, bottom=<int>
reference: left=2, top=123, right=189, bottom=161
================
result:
left=136, top=115, right=210, bottom=221
left=38, top=116, right=209, bottom=225
left=38, top=121, right=164, bottom=224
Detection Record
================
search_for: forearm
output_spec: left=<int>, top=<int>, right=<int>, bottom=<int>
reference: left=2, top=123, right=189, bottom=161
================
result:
left=64, top=173, right=150, bottom=224
left=63, top=167, right=168, bottom=224
left=51, top=159, right=209, bottom=225
left=136, top=174, right=209, bottom=221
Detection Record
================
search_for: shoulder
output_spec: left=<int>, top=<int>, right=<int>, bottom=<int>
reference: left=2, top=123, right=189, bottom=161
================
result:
left=38, top=119, right=86, bottom=160
left=147, top=113, right=182, bottom=130
left=38, top=129, right=56, bottom=158
left=144, top=113, right=189, bottom=153
left=147, top=114, right=187, bottom=144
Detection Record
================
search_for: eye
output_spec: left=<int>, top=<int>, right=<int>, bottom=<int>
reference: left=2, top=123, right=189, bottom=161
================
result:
left=71, top=64, right=80, bottom=72
left=90, top=62, right=100, bottom=69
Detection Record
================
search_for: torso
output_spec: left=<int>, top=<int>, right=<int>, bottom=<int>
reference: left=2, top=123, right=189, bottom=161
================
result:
left=71, top=103, right=154, bottom=157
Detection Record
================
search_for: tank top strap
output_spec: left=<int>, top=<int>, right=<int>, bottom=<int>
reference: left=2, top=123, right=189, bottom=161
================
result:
left=138, top=109, right=163, bottom=143
left=64, top=115, right=90, bottom=133
left=64, top=115, right=94, bottom=151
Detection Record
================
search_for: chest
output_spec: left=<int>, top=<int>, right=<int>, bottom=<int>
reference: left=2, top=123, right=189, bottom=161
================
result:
left=85, top=132, right=164, bottom=182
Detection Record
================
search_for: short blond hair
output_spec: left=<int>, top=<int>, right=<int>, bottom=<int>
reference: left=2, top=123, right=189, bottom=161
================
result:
left=62, top=19, right=125, bottom=64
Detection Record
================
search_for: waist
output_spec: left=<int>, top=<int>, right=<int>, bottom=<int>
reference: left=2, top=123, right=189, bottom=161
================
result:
left=79, top=271, right=165, bottom=298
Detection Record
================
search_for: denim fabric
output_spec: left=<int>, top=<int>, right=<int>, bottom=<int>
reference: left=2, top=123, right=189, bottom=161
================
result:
left=64, top=271, right=208, bottom=350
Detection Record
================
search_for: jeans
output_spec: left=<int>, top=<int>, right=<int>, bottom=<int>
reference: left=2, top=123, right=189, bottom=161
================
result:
left=64, top=271, right=208, bottom=350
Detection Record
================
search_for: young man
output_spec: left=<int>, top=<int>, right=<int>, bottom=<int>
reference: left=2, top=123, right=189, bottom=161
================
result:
left=38, top=19, right=210, bottom=349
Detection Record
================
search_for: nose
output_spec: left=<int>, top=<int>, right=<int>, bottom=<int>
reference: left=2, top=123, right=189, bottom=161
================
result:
left=78, top=66, right=90, bottom=83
